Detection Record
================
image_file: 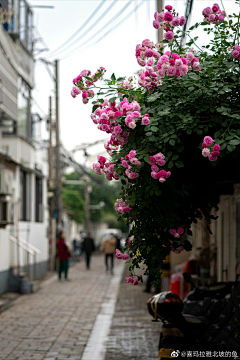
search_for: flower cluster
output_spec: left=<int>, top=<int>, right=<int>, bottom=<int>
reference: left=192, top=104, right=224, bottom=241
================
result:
left=202, top=136, right=221, bottom=161
left=71, top=67, right=106, bottom=103
left=149, top=152, right=171, bottom=183
left=126, top=276, right=139, bottom=286
left=231, top=45, right=240, bottom=61
left=126, top=237, right=134, bottom=249
left=115, top=249, right=129, bottom=260
left=169, top=226, right=185, bottom=238
left=170, top=241, right=184, bottom=254
left=121, top=150, right=141, bottom=180
left=138, top=49, right=201, bottom=91
left=92, top=156, right=120, bottom=181
left=202, top=3, right=226, bottom=24
left=114, top=198, right=132, bottom=214
left=135, top=39, right=160, bottom=68
left=118, top=77, right=133, bottom=96
left=153, top=5, right=186, bottom=41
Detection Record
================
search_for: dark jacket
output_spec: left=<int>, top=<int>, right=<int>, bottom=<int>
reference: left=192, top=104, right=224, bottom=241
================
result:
left=82, top=237, right=95, bottom=254
left=57, top=238, right=69, bottom=261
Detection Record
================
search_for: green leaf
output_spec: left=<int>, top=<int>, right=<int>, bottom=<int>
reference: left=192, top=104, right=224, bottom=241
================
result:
left=111, top=73, right=116, bottom=81
left=144, top=155, right=150, bottom=163
left=151, top=126, right=158, bottom=132
left=168, top=161, right=174, bottom=169
left=175, top=161, right=184, bottom=168
left=155, top=189, right=161, bottom=196
left=172, top=155, right=179, bottom=161
left=169, top=139, right=175, bottom=146
left=229, top=139, right=240, bottom=146
left=109, top=97, right=117, bottom=103
left=227, top=145, right=235, bottom=152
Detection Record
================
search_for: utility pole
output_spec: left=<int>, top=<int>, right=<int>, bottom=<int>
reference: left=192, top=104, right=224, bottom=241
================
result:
left=49, top=96, right=53, bottom=191
left=48, top=96, right=56, bottom=270
left=157, top=0, right=163, bottom=43
left=40, top=57, right=62, bottom=231
left=55, top=59, right=62, bottom=231
left=84, top=174, right=91, bottom=236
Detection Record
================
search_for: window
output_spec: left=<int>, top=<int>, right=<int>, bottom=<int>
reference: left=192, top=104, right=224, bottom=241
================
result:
left=19, top=0, right=33, bottom=52
left=20, top=169, right=31, bottom=221
left=18, top=77, right=31, bottom=139
left=35, top=176, right=43, bottom=222
left=1, top=1, right=14, bottom=32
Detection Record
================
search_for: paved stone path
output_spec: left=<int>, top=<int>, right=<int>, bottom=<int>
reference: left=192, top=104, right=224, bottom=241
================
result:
left=104, top=268, right=161, bottom=360
left=0, top=255, right=160, bottom=360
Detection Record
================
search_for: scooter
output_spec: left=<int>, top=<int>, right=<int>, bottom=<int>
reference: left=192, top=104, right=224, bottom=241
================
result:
left=147, top=263, right=240, bottom=359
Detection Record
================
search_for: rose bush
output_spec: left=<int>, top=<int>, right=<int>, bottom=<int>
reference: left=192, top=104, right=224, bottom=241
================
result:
left=71, top=3, right=240, bottom=286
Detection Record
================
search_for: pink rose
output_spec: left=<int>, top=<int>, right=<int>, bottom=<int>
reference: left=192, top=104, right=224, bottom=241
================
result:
left=122, top=254, right=129, bottom=260
left=202, top=148, right=210, bottom=157
left=212, top=3, right=220, bottom=12
left=232, top=50, right=239, bottom=59
left=174, top=233, right=180, bottom=238
left=157, top=160, right=166, bottom=166
left=203, top=136, right=214, bottom=146
left=164, top=31, right=174, bottom=41
left=165, top=5, right=172, bottom=10
left=82, top=90, right=88, bottom=99
left=211, top=151, right=220, bottom=157
left=179, top=16, right=186, bottom=26
left=151, top=165, right=159, bottom=172
left=153, top=20, right=160, bottom=29
left=213, top=144, right=220, bottom=151
left=209, top=14, right=216, bottom=22
left=164, top=12, right=173, bottom=22
left=133, top=278, right=138, bottom=286
left=159, top=177, right=166, bottom=183
left=142, top=117, right=150, bottom=125
left=151, top=172, right=160, bottom=180
left=116, top=252, right=123, bottom=259
left=156, top=12, right=165, bottom=23
left=149, top=156, right=156, bottom=165
left=170, top=229, right=176, bottom=235
left=177, top=226, right=184, bottom=235
left=208, top=154, right=218, bottom=162
left=121, top=160, right=129, bottom=168
left=159, top=170, right=167, bottom=178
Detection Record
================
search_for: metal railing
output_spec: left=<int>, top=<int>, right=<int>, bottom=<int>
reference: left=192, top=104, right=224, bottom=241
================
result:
left=9, top=235, right=41, bottom=280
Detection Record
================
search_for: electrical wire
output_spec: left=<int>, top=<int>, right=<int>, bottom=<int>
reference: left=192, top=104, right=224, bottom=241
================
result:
left=45, top=0, right=106, bottom=58
left=60, top=0, right=146, bottom=61
left=50, top=0, right=132, bottom=60
left=45, top=0, right=117, bottom=59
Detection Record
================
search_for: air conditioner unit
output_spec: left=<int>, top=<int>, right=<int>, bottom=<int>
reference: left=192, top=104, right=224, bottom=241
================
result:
left=0, top=169, right=14, bottom=195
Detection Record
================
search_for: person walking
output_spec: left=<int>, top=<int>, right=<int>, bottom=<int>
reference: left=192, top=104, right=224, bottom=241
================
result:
left=82, top=233, right=95, bottom=270
left=57, top=231, right=70, bottom=281
left=100, top=233, right=117, bottom=274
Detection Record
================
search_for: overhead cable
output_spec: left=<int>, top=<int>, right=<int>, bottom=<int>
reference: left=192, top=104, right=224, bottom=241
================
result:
left=45, top=0, right=118, bottom=59
left=60, top=0, right=146, bottom=60
left=56, top=0, right=132, bottom=60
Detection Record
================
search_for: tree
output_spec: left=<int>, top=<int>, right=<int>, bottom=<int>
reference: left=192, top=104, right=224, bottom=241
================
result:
left=71, top=3, right=240, bottom=286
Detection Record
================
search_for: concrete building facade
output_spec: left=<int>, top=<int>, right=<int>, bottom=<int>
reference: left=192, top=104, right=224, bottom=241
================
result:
left=0, top=0, right=49, bottom=294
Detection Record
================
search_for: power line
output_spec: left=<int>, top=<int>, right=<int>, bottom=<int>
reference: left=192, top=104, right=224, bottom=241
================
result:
left=44, top=0, right=109, bottom=58
left=52, top=0, right=132, bottom=60
left=60, top=0, right=146, bottom=60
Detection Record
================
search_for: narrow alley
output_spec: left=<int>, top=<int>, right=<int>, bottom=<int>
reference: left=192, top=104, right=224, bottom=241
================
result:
left=0, top=256, right=160, bottom=360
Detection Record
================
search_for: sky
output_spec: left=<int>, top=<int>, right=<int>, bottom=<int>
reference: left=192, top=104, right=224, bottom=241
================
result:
left=29, top=0, right=240, bottom=165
